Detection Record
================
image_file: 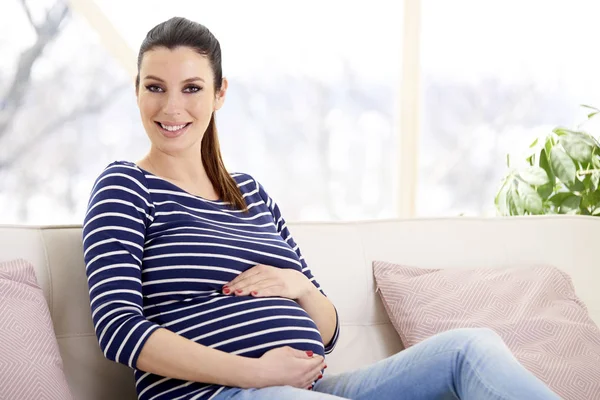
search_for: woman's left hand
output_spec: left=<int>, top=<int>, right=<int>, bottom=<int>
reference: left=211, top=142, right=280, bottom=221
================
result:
left=223, top=264, right=315, bottom=300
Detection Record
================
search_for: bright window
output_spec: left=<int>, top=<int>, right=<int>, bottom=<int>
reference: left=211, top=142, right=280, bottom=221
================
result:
left=0, top=0, right=138, bottom=224
left=417, top=0, right=600, bottom=216
left=0, top=0, right=403, bottom=224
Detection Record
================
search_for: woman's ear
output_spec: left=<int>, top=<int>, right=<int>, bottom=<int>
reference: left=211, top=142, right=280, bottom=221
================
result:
left=214, top=77, right=228, bottom=111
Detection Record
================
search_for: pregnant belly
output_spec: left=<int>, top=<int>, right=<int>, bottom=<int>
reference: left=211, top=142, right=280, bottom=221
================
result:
left=152, top=295, right=325, bottom=358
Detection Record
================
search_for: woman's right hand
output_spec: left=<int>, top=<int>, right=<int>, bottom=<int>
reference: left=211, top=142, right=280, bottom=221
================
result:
left=253, top=346, right=326, bottom=389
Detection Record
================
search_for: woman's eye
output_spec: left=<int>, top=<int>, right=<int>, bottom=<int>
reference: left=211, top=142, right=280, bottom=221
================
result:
left=184, top=85, right=202, bottom=93
left=146, top=85, right=164, bottom=93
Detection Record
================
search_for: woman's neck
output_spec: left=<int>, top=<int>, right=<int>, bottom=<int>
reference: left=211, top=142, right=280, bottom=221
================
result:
left=138, top=146, right=218, bottom=199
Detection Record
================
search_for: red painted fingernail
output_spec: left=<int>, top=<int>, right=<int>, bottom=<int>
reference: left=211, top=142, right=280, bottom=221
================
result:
left=324, top=365, right=328, bottom=369
left=223, top=288, right=230, bottom=294
left=307, top=385, right=313, bottom=390
left=236, top=289, right=243, bottom=294
left=251, top=291, right=258, bottom=296
left=306, top=351, right=313, bottom=357
left=318, top=374, right=323, bottom=379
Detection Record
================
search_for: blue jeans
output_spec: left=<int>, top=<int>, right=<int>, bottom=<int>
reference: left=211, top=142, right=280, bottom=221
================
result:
left=214, top=328, right=560, bottom=400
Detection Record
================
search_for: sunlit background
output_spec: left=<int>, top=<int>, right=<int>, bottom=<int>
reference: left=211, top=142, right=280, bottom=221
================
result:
left=1, top=0, right=600, bottom=224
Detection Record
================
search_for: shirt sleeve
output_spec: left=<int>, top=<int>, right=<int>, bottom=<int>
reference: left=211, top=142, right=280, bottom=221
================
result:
left=254, top=178, right=340, bottom=353
left=82, top=162, right=161, bottom=369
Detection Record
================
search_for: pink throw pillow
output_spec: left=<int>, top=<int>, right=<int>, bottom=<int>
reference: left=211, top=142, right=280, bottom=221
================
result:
left=0, top=259, right=72, bottom=400
left=373, top=262, right=600, bottom=400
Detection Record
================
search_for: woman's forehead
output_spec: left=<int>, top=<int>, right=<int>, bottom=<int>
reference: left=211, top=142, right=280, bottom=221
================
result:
left=140, top=47, right=213, bottom=79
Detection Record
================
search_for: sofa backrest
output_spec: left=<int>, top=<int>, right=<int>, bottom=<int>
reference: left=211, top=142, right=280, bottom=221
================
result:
left=1, top=216, right=599, bottom=400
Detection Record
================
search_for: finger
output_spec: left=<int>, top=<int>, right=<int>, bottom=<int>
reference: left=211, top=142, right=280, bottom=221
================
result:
left=248, top=282, right=283, bottom=298
left=223, top=268, right=264, bottom=295
left=306, top=355, right=324, bottom=370
left=229, top=275, right=270, bottom=296
left=225, top=265, right=263, bottom=288
left=225, top=269, right=259, bottom=289
left=303, top=379, right=315, bottom=390
left=303, top=365, right=320, bottom=385
left=306, top=359, right=326, bottom=389
left=311, top=354, right=324, bottom=363
left=311, top=364, right=324, bottom=382
left=302, top=365, right=322, bottom=388
left=232, top=278, right=278, bottom=297
left=291, top=348, right=315, bottom=359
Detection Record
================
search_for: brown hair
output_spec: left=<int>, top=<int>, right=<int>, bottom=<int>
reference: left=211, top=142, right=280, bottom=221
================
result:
left=136, top=17, right=247, bottom=212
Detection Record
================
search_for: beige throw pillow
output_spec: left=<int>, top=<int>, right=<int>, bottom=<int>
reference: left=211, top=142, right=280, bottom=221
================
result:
left=373, top=262, right=600, bottom=400
left=0, top=258, right=72, bottom=400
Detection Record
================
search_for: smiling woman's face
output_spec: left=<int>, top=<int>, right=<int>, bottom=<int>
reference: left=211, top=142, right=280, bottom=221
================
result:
left=136, top=46, right=226, bottom=154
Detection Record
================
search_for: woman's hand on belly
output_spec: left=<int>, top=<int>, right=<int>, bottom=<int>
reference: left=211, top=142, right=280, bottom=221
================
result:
left=223, top=264, right=313, bottom=300
left=253, top=346, right=326, bottom=389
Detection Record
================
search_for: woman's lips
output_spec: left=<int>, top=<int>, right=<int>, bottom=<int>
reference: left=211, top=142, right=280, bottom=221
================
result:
left=155, top=121, right=191, bottom=138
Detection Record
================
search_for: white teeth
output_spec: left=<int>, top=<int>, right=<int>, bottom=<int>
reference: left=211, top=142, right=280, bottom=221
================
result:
left=160, top=123, right=187, bottom=131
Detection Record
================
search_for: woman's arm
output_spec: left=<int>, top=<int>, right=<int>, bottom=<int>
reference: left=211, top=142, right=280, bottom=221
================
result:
left=82, top=164, right=254, bottom=386
left=296, top=286, right=338, bottom=349
left=83, top=164, right=256, bottom=385
left=83, top=163, right=160, bottom=368
left=136, top=328, right=257, bottom=387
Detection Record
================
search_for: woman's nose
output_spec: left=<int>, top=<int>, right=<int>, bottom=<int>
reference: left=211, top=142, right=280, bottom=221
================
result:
left=162, top=93, right=184, bottom=115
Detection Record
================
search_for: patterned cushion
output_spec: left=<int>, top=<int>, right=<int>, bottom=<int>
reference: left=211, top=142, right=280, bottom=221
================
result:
left=373, top=262, right=600, bottom=400
left=0, top=259, right=72, bottom=400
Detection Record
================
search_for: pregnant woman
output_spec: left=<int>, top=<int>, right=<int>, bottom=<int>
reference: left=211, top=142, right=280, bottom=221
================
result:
left=82, top=16, right=560, bottom=400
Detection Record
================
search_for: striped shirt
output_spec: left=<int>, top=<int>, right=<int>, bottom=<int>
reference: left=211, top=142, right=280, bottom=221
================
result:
left=82, top=161, right=340, bottom=400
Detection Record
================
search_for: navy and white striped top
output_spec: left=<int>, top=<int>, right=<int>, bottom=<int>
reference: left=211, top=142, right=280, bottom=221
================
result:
left=82, top=161, right=340, bottom=400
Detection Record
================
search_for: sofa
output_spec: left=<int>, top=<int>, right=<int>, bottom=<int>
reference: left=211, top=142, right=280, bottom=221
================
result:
left=1, top=215, right=599, bottom=400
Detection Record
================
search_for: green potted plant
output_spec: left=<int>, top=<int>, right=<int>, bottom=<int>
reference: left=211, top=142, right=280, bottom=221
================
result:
left=496, top=105, right=600, bottom=216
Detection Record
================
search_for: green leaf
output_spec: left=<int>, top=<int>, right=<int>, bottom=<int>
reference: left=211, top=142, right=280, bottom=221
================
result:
left=588, top=134, right=600, bottom=148
left=554, top=129, right=597, bottom=146
left=592, top=171, right=600, bottom=191
left=550, top=147, right=576, bottom=186
left=553, top=127, right=574, bottom=136
left=583, top=173, right=592, bottom=191
left=544, top=136, right=554, bottom=158
left=592, top=155, right=600, bottom=169
left=545, top=137, right=554, bottom=151
left=588, top=112, right=599, bottom=119
left=567, top=178, right=586, bottom=192
left=537, top=183, right=553, bottom=200
left=559, top=195, right=581, bottom=214
left=593, top=207, right=600, bottom=216
left=560, top=135, right=593, bottom=162
left=579, top=161, right=593, bottom=171
left=508, top=186, right=525, bottom=215
left=568, top=131, right=596, bottom=146
left=539, top=148, right=555, bottom=184
left=538, top=150, right=555, bottom=200
left=529, top=137, right=539, bottom=148
left=582, top=190, right=600, bottom=209
left=581, top=104, right=600, bottom=112
left=525, top=154, right=534, bottom=166
left=548, top=192, right=573, bottom=206
left=580, top=206, right=591, bottom=215
left=518, top=166, right=549, bottom=186
left=517, top=181, right=543, bottom=214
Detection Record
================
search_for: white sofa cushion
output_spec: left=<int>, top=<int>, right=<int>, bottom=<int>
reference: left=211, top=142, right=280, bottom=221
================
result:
left=0, top=216, right=598, bottom=400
